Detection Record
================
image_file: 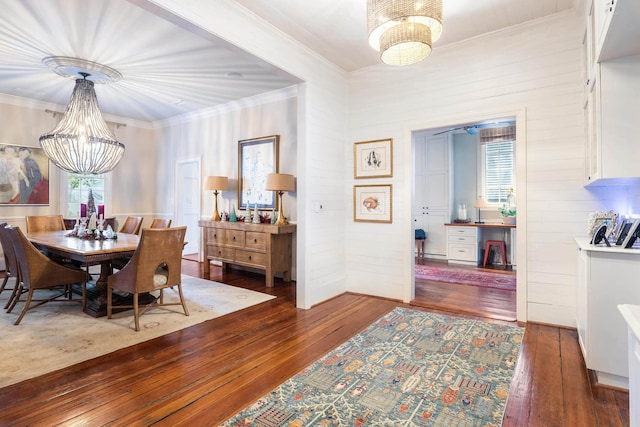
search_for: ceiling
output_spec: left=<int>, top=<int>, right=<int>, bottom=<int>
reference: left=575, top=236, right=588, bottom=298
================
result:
left=0, top=0, right=578, bottom=123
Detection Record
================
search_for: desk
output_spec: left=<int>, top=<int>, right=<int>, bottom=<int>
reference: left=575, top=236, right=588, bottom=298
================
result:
left=445, top=223, right=516, bottom=266
left=27, top=230, right=140, bottom=317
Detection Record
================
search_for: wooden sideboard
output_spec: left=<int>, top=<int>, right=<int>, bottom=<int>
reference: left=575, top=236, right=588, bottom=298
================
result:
left=199, top=220, right=296, bottom=287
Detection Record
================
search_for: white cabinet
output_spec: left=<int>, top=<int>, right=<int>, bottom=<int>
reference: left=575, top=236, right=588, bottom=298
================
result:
left=446, top=226, right=480, bottom=265
left=414, top=134, right=451, bottom=257
left=576, top=238, right=640, bottom=388
left=585, top=55, right=640, bottom=184
left=594, top=0, right=640, bottom=62
left=618, top=304, right=640, bottom=426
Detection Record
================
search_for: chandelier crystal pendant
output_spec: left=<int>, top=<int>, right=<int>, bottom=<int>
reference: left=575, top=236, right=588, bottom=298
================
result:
left=39, top=58, right=125, bottom=175
left=367, top=0, right=443, bottom=66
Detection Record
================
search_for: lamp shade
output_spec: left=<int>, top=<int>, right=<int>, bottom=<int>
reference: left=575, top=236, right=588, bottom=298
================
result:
left=367, top=0, right=442, bottom=66
left=473, top=197, right=487, bottom=209
left=265, top=173, right=295, bottom=192
left=204, top=176, right=229, bottom=191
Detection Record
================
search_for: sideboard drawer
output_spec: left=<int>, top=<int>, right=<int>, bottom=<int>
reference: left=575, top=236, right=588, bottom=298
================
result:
left=207, top=228, right=225, bottom=244
left=245, top=232, right=267, bottom=250
left=207, top=244, right=234, bottom=261
left=447, top=243, right=477, bottom=262
left=235, top=249, right=267, bottom=267
left=226, top=230, right=245, bottom=247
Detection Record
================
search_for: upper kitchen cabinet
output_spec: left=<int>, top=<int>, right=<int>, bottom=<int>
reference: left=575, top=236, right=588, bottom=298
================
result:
left=585, top=55, right=640, bottom=185
left=594, top=0, right=640, bottom=63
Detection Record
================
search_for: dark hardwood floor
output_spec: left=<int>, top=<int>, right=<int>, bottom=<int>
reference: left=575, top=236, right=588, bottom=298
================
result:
left=413, top=257, right=517, bottom=321
left=0, top=259, right=628, bottom=426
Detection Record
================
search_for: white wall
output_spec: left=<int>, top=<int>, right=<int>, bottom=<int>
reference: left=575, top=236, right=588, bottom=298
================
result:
left=346, top=11, right=599, bottom=327
left=153, top=92, right=299, bottom=271
left=0, top=97, right=157, bottom=226
left=148, top=0, right=350, bottom=309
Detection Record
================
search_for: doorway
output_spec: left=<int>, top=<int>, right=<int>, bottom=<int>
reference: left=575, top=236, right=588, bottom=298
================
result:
left=411, top=115, right=522, bottom=321
left=175, top=158, right=201, bottom=257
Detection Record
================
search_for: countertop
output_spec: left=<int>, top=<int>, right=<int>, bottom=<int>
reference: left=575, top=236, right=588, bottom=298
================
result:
left=445, top=222, right=516, bottom=229
left=575, top=237, right=640, bottom=254
left=618, top=304, right=640, bottom=342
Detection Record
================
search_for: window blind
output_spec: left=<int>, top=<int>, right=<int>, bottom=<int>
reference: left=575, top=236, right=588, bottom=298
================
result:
left=480, top=126, right=515, bottom=204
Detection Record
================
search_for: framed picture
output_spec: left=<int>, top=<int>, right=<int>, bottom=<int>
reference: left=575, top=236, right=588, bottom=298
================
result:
left=238, top=135, right=279, bottom=209
left=0, top=144, right=49, bottom=205
left=587, top=210, right=618, bottom=241
left=354, top=138, right=392, bottom=178
left=354, top=184, right=392, bottom=223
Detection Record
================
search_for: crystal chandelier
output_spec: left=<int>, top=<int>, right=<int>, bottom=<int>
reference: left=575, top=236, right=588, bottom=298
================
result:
left=367, top=0, right=443, bottom=66
left=39, top=57, right=125, bottom=174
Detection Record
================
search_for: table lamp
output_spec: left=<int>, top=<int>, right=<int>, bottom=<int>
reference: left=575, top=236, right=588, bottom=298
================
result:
left=204, top=176, right=229, bottom=221
left=265, top=173, right=295, bottom=225
left=473, top=197, right=487, bottom=224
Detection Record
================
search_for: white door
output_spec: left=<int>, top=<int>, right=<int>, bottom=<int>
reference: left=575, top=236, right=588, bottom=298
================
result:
left=176, top=159, right=200, bottom=256
left=413, top=134, right=451, bottom=257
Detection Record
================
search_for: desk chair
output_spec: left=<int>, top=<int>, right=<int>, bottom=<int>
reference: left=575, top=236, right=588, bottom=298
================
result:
left=415, top=229, right=426, bottom=258
left=483, top=240, right=507, bottom=267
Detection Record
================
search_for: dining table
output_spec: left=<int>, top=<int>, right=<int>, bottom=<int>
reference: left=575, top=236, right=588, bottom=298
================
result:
left=27, top=230, right=142, bottom=317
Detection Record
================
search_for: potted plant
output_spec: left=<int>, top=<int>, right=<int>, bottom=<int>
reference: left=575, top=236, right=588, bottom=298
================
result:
left=499, top=205, right=517, bottom=225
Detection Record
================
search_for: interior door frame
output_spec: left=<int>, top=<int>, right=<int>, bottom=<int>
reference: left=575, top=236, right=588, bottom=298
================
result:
left=407, top=106, right=528, bottom=322
left=175, top=157, right=201, bottom=259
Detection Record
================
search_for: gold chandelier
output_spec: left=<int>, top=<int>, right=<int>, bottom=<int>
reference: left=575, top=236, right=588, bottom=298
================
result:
left=367, top=0, right=443, bottom=66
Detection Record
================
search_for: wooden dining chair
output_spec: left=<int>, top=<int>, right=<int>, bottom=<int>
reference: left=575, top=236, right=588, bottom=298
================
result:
left=150, top=218, right=172, bottom=229
left=5, top=226, right=87, bottom=325
left=107, top=226, right=188, bottom=331
left=25, top=215, right=66, bottom=232
left=119, top=216, right=143, bottom=235
left=0, top=223, right=21, bottom=309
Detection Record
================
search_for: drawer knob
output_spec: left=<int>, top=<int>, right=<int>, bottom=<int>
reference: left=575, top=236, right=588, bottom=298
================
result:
left=232, top=236, right=236, bottom=240
left=248, top=255, right=252, bottom=260
left=254, top=238, right=257, bottom=243
left=213, top=234, right=217, bottom=238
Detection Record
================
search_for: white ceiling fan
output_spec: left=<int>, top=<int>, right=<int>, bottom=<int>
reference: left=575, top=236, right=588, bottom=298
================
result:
left=433, top=121, right=514, bottom=136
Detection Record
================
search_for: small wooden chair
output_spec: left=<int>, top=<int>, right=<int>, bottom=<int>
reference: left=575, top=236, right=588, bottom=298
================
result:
left=415, top=229, right=426, bottom=258
left=483, top=240, right=507, bottom=267
left=119, top=216, right=143, bottom=235
left=107, top=226, right=189, bottom=331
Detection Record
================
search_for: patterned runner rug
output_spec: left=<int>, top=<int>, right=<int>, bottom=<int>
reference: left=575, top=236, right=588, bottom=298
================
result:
left=415, top=264, right=516, bottom=291
left=222, top=307, right=524, bottom=426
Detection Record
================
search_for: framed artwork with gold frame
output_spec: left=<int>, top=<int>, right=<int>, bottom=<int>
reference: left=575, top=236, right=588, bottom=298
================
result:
left=354, top=184, right=392, bottom=223
left=238, top=135, right=279, bottom=209
left=354, top=138, right=392, bottom=179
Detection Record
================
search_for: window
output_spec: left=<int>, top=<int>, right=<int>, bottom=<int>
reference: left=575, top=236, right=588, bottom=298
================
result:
left=479, top=125, right=515, bottom=205
left=66, top=174, right=105, bottom=217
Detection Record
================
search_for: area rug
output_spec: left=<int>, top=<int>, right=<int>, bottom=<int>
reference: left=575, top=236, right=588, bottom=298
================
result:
left=222, top=307, right=524, bottom=426
left=415, top=264, right=516, bottom=291
left=0, top=275, right=275, bottom=388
